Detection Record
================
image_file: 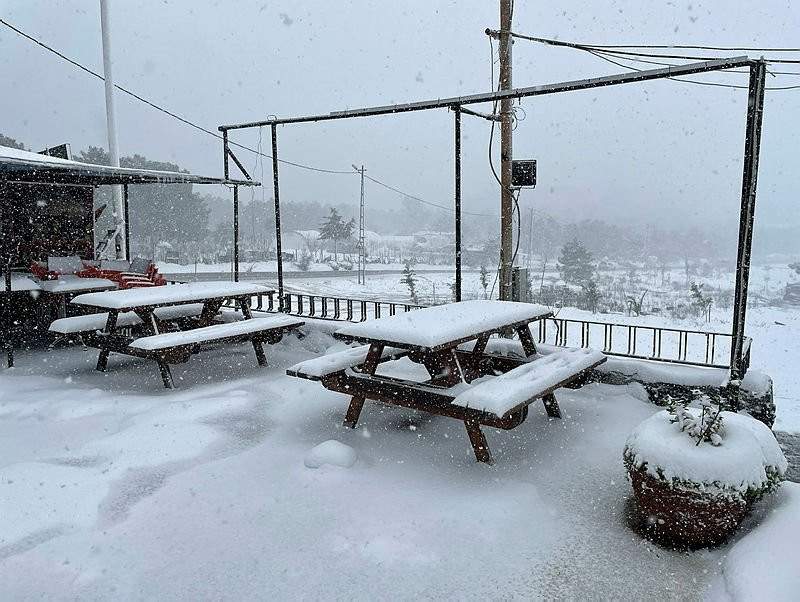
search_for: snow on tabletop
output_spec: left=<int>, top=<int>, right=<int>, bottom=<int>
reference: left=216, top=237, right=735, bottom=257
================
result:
left=452, top=348, right=606, bottom=417
left=38, top=276, right=117, bottom=294
left=5, top=273, right=41, bottom=292
left=334, top=300, right=551, bottom=349
left=287, top=344, right=405, bottom=378
left=304, top=440, right=357, bottom=468
left=129, top=314, right=302, bottom=350
left=715, top=482, right=800, bottom=600
left=624, top=409, right=787, bottom=493
left=71, top=280, right=271, bottom=309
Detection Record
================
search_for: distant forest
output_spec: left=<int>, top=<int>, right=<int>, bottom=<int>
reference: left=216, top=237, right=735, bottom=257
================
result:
left=2, top=134, right=794, bottom=264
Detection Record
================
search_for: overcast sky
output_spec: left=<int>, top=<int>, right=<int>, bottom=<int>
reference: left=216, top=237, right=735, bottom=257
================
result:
left=1, top=0, right=798, bottom=236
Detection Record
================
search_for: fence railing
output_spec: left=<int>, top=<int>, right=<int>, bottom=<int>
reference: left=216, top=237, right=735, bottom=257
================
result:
left=238, top=291, right=743, bottom=371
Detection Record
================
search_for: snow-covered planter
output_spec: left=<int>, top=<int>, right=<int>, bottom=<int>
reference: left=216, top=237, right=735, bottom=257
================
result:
left=624, top=402, right=787, bottom=547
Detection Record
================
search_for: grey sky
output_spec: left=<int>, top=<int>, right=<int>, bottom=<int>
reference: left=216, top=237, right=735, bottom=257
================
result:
left=1, top=0, right=798, bottom=233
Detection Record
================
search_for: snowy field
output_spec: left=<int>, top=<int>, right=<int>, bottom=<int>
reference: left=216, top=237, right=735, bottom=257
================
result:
left=1, top=271, right=799, bottom=599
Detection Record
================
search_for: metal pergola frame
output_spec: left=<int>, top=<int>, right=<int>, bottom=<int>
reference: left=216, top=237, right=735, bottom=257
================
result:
left=219, top=56, right=766, bottom=380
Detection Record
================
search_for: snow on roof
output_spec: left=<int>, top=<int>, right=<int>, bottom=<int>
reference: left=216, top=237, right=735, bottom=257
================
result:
left=0, top=145, right=256, bottom=187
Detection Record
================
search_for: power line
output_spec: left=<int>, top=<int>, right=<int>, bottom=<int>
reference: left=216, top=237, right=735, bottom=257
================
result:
left=364, top=174, right=499, bottom=218
left=2, top=17, right=499, bottom=217
left=587, top=48, right=800, bottom=90
left=0, top=17, right=354, bottom=175
left=506, top=31, right=800, bottom=65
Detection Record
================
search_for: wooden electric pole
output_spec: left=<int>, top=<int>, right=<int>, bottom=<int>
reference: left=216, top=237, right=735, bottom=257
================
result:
left=498, top=0, right=514, bottom=300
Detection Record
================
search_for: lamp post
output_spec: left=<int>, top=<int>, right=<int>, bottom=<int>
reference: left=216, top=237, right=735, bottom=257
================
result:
left=352, top=164, right=366, bottom=285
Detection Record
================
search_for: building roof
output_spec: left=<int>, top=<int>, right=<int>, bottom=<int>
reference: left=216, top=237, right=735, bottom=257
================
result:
left=0, top=145, right=257, bottom=187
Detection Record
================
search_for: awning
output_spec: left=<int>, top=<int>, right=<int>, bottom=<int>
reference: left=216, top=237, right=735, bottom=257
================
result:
left=0, top=145, right=258, bottom=187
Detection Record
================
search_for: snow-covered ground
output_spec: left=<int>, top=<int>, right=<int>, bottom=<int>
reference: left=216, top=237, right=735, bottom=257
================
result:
left=1, top=315, right=798, bottom=599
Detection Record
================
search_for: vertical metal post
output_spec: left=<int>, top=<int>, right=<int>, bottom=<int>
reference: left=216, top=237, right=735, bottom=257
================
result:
left=233, top=185, right=239, bottom=282
left=123, top=183, right=130, bottom=261
left=454, top=106, right=462, bottom=302
left=223, top=130, right=239, bottom=282
left=271, top=124, right=285, bottom=310
left=100, top=0, right=125, bottom=260
left=730, top=60, right=766, bottom=380
left=1, top=174, right=9, bottom=293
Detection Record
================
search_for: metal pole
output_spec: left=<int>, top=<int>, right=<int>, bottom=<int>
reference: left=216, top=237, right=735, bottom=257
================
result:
left=498, top=0, right=514, bottom=301
left=730, top=60, right=766, bottom=380
left=233, top=185, right=239, bottom=282
left=99, top=0, right=125, bottom=259
left=354, top=164, right=366, bottom=285
left=454, top=106, right=462, bottom=302
left=1, top=174, right=9, bottom=293
left=271, top=124, right=285, bottom=310
left=123, top=183, right=130, bottom=261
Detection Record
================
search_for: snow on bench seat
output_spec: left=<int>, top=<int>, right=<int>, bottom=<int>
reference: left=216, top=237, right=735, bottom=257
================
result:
left=129, top=315, right=303, bottom=351
left=452, top=347, right=606, bottom=418
left=287, top=344, right=408, bottom=380
left=48, top=304, right=206, bottom=335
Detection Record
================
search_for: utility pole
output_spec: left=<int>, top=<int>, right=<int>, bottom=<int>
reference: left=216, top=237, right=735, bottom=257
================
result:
left=352, top=164, right=367, bottom=285
left=498, top=0, right=514, bottom=300
left=99, top=0, right=125, bottom=260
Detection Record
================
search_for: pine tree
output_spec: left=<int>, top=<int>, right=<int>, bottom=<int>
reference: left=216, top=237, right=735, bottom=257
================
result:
left=318, top=208, right=354, bottom=261
left=401, top=262, right=419, bottom=304
left=557, top=237, right=595, bottom=285
left=479, top=265, right=489, bottom=299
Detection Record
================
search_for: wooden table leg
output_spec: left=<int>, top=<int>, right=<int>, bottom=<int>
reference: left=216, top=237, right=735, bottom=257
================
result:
left=95, top=310, right=119, bottom=372
left=343, top=395, right=366, bottom=429
left=464, top=419, right=493, bottom=464
left=158, top=360, right=175, bottom=389
left=252, top=340, right=267, bottom=366
left=517, top=324, right=538, bottom=356
left=342, top=342, right=384, bottom=429
left=542, top=392, right=562, bottom=418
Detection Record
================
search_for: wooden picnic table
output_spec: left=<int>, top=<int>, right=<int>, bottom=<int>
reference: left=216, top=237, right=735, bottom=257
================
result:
left=68, top=281, right=303, bottom=388
left=288, top=300, right=607, bottom=463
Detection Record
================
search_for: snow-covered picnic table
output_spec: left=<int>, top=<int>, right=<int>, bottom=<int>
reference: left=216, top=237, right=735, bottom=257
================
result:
left=63, top=281, right=302, bottom=388
left=289, top=300, right=606, bottom=463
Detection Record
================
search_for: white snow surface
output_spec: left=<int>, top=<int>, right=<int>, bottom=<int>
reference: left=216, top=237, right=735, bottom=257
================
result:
left=49, top=304, right=206, bottom=334
left=453, top=348, right=606, bottom=417
left=5, top=273, right=41, bottom=292
left=304, top=440, right=357, bottom=469
left=129, top=314, right=303, bottom=350
left=71, top=281, right=271, bottom=310
left=713, top=481, right=800, bottom=600
left=625, top=409, right=787, bottom=492
left=334, top=300, right=551, bottom=349
left=38, top=276, right=118, bottom=294
left=287, top=343, right=405, bottom=378
left=0, top=319, right=797, bottom=599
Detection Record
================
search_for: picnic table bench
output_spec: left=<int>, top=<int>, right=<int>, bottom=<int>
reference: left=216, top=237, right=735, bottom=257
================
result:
left=64, top=281, right=304, bottom=388
left=288, top=300, right=606, bottom=464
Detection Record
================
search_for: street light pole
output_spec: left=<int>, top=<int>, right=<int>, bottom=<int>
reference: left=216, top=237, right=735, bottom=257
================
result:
left=352, top=164, right=366, bottom=285
left=99, top=0, right=125, bottom=260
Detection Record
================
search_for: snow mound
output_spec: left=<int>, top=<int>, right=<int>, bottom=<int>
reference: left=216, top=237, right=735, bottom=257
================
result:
left=624, top=409, right=787, bottom=494
left=304, top=440, right=357, bottom=469
left=720, top=482, right=800, bottom=600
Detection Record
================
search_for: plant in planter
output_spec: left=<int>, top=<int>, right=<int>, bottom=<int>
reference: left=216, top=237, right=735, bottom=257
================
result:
left=624, top=393, right=787, bottom=548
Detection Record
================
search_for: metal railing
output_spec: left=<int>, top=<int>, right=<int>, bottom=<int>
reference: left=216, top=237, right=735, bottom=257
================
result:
left=241, top=291, right=743, bottom=371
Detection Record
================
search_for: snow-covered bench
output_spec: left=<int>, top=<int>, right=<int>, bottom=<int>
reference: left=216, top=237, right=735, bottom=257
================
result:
left=452, top=347, right=607, bottom=420
left=287, top=344, right=408, bottom=381
left=49, top=303, right=206, bottom=336
left=129, top=314, right=305, bottom=388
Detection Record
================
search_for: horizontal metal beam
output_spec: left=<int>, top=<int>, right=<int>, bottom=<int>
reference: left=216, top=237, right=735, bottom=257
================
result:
left=219, top=56, right=753, bottom=130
